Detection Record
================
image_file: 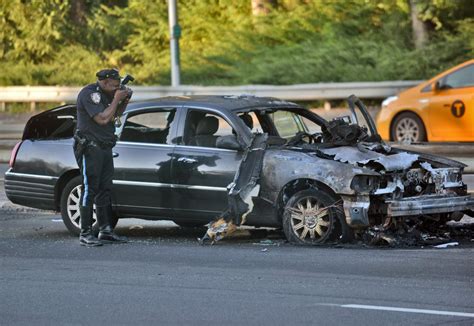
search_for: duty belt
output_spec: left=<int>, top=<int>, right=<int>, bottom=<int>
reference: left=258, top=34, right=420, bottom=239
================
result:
left=88, top=140, right=115, bottom=149
left=74, top=133, right=114, bottom=149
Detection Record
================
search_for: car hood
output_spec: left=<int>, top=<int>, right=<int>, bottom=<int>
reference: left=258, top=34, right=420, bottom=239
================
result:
left=319, top=146, right=419, bottom=172
left=315, top=144, right=466, bottom=172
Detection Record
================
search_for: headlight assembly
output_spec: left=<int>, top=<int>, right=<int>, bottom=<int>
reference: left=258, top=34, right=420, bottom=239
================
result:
left=350, top=175, right=380, bottom=193
left=382, top=96, right=398, bottom=108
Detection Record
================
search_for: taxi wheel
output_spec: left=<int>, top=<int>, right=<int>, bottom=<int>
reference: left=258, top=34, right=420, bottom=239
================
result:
left=391, top=112, right=426, bottom=143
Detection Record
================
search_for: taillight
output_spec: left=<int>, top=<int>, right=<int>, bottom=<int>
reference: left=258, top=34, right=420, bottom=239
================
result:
left=9, top=141, right=22, bottom=168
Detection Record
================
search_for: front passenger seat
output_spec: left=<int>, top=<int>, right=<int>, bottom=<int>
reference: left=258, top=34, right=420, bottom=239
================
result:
left=192, top=116, right=219, bottom=147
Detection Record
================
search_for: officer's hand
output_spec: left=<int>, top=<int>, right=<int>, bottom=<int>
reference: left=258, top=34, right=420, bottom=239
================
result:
left=114, top=89, right=129, bottom=102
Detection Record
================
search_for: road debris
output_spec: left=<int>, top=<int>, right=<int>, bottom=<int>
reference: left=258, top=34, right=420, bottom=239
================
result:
left=434, top=242, right=459, bottom=249
left=360, top=216, right=473, bottom=247
left=198, top=218, right=237, bottom=245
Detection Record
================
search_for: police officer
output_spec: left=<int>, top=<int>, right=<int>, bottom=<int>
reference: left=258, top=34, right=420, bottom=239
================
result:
left=74, top=68, right=131, bottom=247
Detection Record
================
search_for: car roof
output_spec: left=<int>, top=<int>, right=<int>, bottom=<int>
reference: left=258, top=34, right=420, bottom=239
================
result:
left=124, top=95, right=302, bottom=113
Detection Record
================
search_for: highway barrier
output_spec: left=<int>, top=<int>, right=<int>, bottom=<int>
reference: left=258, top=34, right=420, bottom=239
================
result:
left=0, top=81, right=422, bottom=110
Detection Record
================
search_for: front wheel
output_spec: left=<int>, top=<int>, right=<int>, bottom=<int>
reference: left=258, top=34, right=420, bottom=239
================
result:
left=60, top=176, right=118, bottom=236
left=391, top=112, right=426, bottom=143
left=282, top=188, right=351, bottom=245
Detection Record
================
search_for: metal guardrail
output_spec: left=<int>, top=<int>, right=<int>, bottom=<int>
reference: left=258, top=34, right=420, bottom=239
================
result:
left=0, top=81, right=422, bottom=106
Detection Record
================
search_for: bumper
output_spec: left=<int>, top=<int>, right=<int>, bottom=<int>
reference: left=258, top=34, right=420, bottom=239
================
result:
left=387, top=194, right=474, bottom=217
left=375, top=108, right=393, bottom=141
left=4, top=169, right=57, bottom=210
left=342, top=195, right=370, bottom=227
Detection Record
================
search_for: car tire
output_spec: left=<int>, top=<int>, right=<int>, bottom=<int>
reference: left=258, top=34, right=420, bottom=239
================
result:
left=60, top=176, right=118, bottom=236
left=391, top=112, right=426, bottom=143
left=282, top=188, right=352, bottom=245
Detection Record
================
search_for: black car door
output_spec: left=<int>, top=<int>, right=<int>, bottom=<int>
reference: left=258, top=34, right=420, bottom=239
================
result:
left=171, top=108, right=243, bottom=222
left=112, top=107, right=178, bottom=219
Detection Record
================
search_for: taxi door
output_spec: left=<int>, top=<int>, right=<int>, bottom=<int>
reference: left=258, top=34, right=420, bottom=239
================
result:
left=428, top=63, right=474, bottom=141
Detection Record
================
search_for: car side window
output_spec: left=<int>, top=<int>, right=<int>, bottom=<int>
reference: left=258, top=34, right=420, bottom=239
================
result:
left=120, top=109, right=176, bottom=144
left=439, top=64, right=474, bottom=89
left=183, top=110, right=233, bottom=148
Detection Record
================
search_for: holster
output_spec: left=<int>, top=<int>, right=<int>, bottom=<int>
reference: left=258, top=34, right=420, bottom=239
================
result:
left=73, top=133, right=88, bottom=161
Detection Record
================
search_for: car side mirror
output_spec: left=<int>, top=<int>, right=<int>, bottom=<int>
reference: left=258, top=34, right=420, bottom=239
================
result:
left=216, top=135, right=243, bottom=151
left=435, top=80, right=450, bottom=91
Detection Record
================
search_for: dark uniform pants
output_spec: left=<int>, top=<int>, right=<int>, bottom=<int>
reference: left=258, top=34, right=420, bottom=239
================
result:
left=76, top=144, right=114, bottom=208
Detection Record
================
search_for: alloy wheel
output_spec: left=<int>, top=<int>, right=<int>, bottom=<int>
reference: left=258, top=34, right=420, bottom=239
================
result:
left=67, top=185, right=97, bottom=229
left=395, top=117, right=420, bottom=143
left=287, top=197, right=332, bottom=241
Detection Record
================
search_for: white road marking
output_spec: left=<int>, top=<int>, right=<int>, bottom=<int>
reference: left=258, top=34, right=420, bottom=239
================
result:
left=341, top=304, right=474, bottom=318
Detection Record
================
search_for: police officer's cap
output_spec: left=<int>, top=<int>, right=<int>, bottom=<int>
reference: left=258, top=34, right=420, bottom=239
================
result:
left=96, top=68, right=121, bottom=80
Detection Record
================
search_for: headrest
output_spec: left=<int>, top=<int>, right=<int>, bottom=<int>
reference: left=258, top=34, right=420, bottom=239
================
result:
left=196, top=116, right=219, bottom=135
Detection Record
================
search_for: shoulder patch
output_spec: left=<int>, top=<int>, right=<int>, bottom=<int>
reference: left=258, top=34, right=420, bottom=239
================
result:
left=90, top=92, right=101, bottom=104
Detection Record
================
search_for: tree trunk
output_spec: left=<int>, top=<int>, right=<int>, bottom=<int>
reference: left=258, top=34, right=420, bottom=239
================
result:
left=69, top=0, right=87, bottom=26
left=409, top=0, right=428, bottom=49
left=251, top=0, right=277, bottom=16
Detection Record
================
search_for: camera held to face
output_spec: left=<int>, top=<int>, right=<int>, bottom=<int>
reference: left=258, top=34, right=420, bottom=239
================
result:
left=120, top=74, right=135, bottom=100
left=115, top=74, right=135, bottom=127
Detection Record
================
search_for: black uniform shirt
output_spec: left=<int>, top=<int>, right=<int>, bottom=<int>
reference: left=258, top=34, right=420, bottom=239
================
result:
left=76, top=83, right=116, bottom=144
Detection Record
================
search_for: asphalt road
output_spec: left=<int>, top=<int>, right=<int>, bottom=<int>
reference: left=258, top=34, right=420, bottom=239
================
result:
left=1, top=181, right=474, bottom=325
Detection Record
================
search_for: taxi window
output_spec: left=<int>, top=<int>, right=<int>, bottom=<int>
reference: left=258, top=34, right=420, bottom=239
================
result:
left=440, top=64, right=474, bottom=89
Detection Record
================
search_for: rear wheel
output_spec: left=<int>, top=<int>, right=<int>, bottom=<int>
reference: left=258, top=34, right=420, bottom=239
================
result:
left=391, top=112, right=426, bottom=143
left=283, top=188, right=351, bottom=245
left=60, top=176, right=118, bottom=236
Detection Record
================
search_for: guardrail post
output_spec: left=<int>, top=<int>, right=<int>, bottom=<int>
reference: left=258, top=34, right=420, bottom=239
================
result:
left=30, top=102, right=36, bottom=112
left=0, top=102, right=5, bottom=112
left=324, top=101, right=331, bottom=111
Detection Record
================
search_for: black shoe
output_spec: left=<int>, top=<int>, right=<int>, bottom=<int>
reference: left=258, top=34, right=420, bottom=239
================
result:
left=79, top=234, right=103, bottom=247
left=79, top=206, right=102, bottom=247
left=97, top=205, right=128, bottom=244
left=98, top=225, right=128, bottom=244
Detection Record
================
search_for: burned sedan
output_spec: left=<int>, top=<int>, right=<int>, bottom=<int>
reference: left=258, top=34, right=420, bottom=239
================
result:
left=5, top=95, right=474, bottom=245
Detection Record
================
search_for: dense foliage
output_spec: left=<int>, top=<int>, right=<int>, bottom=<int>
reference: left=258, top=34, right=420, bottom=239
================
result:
left=0, top=0, right=472, bottom=86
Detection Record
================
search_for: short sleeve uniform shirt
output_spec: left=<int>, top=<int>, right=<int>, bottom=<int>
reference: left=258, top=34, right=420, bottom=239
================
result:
left=76, top=83, right=116, bottom=144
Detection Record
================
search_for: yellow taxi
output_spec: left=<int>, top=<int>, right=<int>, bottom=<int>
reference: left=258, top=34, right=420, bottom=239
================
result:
left=376, top=59, right=474, bottom=142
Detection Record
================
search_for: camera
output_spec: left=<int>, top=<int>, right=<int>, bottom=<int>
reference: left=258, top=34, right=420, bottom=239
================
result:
left=120, top=74, right=135, bottom=99
left=115, top=74, right=135, bottom=127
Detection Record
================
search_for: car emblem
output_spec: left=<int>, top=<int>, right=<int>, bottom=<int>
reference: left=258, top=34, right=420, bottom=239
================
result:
left=451, top=100, right=465, bottom=118
left=90, top=92, right=101, bottom=104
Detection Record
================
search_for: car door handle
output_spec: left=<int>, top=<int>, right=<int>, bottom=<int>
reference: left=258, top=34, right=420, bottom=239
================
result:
left=112, top=152, right=119, bottom=158
left=177, top=157, right=197, bottom=164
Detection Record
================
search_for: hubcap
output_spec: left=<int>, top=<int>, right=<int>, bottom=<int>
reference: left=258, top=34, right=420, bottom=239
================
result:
left=288, top=197, right=331, bottom=241
left=395, top=118, right=419, bottom=143
left=67, top=185, right=97, bottom=228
